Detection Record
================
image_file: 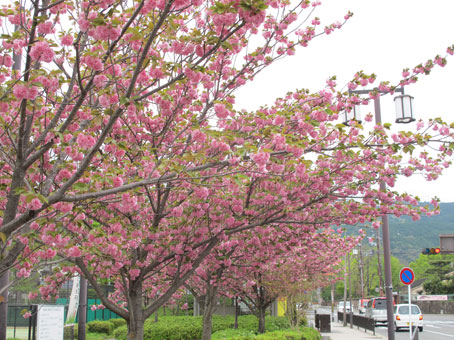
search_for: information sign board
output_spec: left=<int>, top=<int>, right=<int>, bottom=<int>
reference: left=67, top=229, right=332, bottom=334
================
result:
left=37, top=305, right=64, bottom=340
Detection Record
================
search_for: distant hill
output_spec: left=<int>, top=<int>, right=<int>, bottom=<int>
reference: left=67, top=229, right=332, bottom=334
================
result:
left=344, top=202, right=454, bottom=264
left=388, top=202, right=454, bottom=264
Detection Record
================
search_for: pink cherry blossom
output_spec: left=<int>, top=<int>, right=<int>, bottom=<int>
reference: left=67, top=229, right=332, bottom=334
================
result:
left=251, top=152, right=270, bottom=167
left=214, top=103, right=229, bottom=118
left=30, top=41, right=54, bottom=63
left=61, top=35, right=74, bottom=46
left=37, top=21, right=54, bottom=35
left=29, top=198, right=42, bottom=210
left=67, top=246, right=82, bottom=258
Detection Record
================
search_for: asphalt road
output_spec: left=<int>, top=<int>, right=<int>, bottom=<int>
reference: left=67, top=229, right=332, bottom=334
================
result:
left=313, top=306, right=454, bottom=340
left=374, top=314, right=454, bottom=340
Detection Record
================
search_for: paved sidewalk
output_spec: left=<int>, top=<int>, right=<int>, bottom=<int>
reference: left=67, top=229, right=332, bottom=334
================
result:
left=320, top=321, right=385, bottom=340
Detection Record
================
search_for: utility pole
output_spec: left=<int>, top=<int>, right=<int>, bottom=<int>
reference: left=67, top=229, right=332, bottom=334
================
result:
left=348, top=86, right=415, bottom=340
left=375, top=228, right=384, bottom=296
left=359, top=245, right=365, bottom=300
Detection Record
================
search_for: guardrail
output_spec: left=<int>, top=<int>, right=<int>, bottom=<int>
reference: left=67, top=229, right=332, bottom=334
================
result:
left=337, top=311, right=375, bottom=335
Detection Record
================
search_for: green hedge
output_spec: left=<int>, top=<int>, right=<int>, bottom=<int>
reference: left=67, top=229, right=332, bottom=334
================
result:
left=87, top=320, right=113, bottom=334
left=255, top=328, right=320, bottom=340
left=64, top=324, right=78, bottom=339
left=211, top=328, right=256, bottom=340
left=212, top=328, right=320, bottom=340
left=109, top=318, right=127, bottom=329
left=113, top=315, right=298, bottom=340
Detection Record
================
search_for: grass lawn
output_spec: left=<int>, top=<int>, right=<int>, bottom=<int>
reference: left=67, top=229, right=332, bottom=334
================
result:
left=7, top=327, right=28, bottom=340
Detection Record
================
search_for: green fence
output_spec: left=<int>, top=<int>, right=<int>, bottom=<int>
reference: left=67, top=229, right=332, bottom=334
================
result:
left=8, top=300, right=121, bottom=327
left=57, top=298, right=121, bottom=322
left=7, top=305, right=34, bottom=327
left=86, top=298, right=121, bottom=322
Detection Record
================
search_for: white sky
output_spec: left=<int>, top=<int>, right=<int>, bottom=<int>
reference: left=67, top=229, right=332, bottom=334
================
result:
left=235, top=0, right=454, bottom=202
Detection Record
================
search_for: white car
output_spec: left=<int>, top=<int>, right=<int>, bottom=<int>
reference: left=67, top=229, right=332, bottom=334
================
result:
left=338, top=301, right=351, bottom=313
left=393, top=304, right=423, bottom=332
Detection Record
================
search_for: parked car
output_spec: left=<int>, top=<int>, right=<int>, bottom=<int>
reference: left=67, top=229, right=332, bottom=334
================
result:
left=365, top=297, right=391, bottom=325
left=338, top=301, right=351, bottom=313
left=358, top=298, right=369, bottom=314
left=393, top=304, right=423, bottom=332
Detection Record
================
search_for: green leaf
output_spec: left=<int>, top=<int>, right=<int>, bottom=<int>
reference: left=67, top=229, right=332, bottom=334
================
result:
left=92, top=17, right=106, bottom=26
left=73, top=182, right=89, bottom=190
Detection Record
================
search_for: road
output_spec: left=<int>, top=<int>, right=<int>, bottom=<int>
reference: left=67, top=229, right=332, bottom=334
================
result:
left=370, top=314, right=454, bottom=340
left=313, top=307, right=454, bottom=340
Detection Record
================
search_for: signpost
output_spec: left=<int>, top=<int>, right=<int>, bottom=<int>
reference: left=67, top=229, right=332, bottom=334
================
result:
left=399, top=267, right=416, bottom=340
left=36, top=305, right=64, bottom=340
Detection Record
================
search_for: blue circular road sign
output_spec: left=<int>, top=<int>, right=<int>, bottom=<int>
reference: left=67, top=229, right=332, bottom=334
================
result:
left=399, top=267, right=415, bottom=285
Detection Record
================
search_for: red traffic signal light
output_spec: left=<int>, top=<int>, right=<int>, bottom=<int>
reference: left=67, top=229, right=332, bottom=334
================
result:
left=422, top=247, right=441, bottom=255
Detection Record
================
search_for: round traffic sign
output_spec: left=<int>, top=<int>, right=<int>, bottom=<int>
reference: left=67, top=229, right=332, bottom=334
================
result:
left=399, top=267, right=415, bottom=285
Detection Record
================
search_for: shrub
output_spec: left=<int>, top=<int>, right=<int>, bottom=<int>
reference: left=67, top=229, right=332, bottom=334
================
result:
left=299, top=315, right=308, bottom=327
left=212, top=328, right=320, bottom=340
left=255, top=330, right=303, bottom=340
left=143, top=316, right=203, bottom=340
left=113, top=325, right=127, bottom=340
left=109, top=318, right=127, bottom=329
left=212, top=328, right=256, bottom=340
left=113, top=315, right=298, bottom=340
left=87, top=320, right=113, bottom=334
left=299, top=327, right=320, bottom=340
left=64, top=324, right=78, bottom=339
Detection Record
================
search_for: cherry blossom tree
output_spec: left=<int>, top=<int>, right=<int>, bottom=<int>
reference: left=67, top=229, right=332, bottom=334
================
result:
left=1, top=0, right=454, bottom=339
left=0, top=0, right=352, bottom=336
left=216, top=228, right=360, bottom=335
left=184, top=227, right=360, bottom=339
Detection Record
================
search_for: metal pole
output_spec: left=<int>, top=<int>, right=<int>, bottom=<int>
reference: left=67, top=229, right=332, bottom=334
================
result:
left=359, top=245, right=365, bottom=300
left=374, top=96, right=395, bottom=340
left=343, top=254, right=348, bottom=327
left=331, top=284, right=335, bottom=321
left=408, top=284, right=412, bottom=340
left=375, top=228, right=384, bottom=296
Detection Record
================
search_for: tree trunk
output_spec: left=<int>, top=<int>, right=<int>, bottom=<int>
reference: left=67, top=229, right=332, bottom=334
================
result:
left=234, top=297, right=239, bottom=329
left=127, top=320, right=145, bottom=340
left=127, top=283, right=145, bottom=340
left=201, top=284, right=218, bottom=340
left=257, top=306, right=266, bottom=334
left=78, top=277, right=88, bottom=340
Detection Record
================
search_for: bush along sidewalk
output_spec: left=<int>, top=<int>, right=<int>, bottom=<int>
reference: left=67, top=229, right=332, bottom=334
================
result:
left=110, top=315, right=319, bottom=340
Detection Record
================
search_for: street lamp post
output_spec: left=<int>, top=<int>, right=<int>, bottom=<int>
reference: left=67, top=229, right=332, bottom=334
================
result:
left=346, top=87, right=415, bottom=340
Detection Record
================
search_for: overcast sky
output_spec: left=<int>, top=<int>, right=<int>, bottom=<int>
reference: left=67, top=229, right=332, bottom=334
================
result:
left=235, top=0, right=454, bottom=202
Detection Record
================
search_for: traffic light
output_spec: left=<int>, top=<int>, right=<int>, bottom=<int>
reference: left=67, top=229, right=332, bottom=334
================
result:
left=421, top=247, right=441, bottom=255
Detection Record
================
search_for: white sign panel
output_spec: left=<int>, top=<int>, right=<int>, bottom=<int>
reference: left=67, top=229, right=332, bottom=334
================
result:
left=37, top=305, right=64, bottom=340
left=66, top=274, right=80, bottom=324
left=416, top=295, right=448, bottom=301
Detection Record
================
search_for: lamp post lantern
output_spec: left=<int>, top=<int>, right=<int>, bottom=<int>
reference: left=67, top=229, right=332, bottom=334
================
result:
left=345, top=87, right=414, bottom=340
left=394, top=93, right=415, bottom=124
